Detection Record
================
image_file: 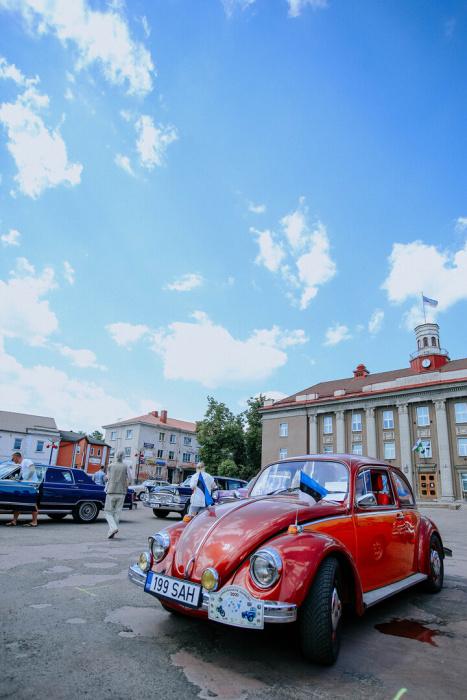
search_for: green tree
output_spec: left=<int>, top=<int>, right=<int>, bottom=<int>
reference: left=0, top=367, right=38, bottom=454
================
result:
left=242, top=394, right=265, bottom=481
left=196, top=397, right=246, bottom=472
left=89, top=430, right=103, bottom=441
left=217, top=459, right=240, bottom=478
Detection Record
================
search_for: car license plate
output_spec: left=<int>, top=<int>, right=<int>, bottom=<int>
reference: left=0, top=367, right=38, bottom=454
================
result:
left=208, top=585, right=264, bottom=629
left=145, top=572, right=202, bottom=609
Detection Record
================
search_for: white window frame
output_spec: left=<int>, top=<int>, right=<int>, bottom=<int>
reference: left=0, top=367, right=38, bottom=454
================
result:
left=458, top=438, right=467, bottom=457
left=90, top=447, right=95, bottom=456
left=110, top=431, right=116, bottom=440
left=455, top=403, right=467, bottom=423
left=280, top=423, right=288, bottom=437
left=126, top=429, right=133, bottom=439
left=279, top=448, right=287, bottom=460
left=36, top=440, right=44, bottom=452
left=170, top=434, right=176, bottom=443
left=156, top=467, right=162, bottom=477
left=159, top=432, right=165, bottom=442
left=97, top=448, right=101, bottom=456
left=323, top=417, right=333, bottom=434
left=352, top=414, right=362, bottom=432
left=109, top=449, right=115, bottom=457
left=352, top=443, right=362, bottom=455
left=124, top=447, right=131, bottom=457
left=157, top=449, right=164, bottom=459
left=383, top=411, right=394, bottom=429
left=182, top=453, right=191, bottom=462
left=184, top=437, right=192, bottom=446
left=323, top=445, right=333, bottom=454
left=13, top=438, right=22, bottom=450
left=384, top=442, right=396, bottom=460
left=419, top=441, right=432, bottom=458
left=168, top=451, right=175, bottom=460
left=76, top=446, right=81, bottom=454
left=417, top=406, right=430, bottom=427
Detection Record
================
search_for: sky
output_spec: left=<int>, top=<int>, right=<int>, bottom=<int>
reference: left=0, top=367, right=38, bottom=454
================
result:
left=1, top=0, right=467, bottom=434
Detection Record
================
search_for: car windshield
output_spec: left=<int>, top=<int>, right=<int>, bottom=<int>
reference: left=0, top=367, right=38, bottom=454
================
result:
left=250, top=460, right=349, bottom=502
left=0, top=461, right=17, bottom=479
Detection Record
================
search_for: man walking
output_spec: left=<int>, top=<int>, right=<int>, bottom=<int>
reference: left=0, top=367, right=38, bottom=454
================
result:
left=104, top=451, right=131, bottom=539
left=6, top=452, right=39, bottom=527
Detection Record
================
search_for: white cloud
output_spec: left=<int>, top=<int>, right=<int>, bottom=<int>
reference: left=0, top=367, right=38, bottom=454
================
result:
left=249, top=202, right=266, bottom=214
left=455, top=217, right=467, bottom=234
left=0, top=347, right=131, bottom=432
left=64, top=88, right=74, bottom=100
left=135, top=115, right=178, bottom=169
left=0, top=85, right=82, bottom=198
left=369, top=309, right=384, bottom=335
left=0, top=56, right=37, bottom=87
left=106, top=322, right=151, bottom=346
left=57, top=344, right=106, bottom=370
left=324, top=323, right=352, bottom=346
left=253, top=200, right=337, bottom=309
left=1, top=229, right=20, bottom=246
left=255, top=390, right=288, bottom=402
left=222, top=0, right=256, bottom=18
left=381, top=239, right=467, bottom=329
left=0, top=258, right=58, bottom=346
left=63, top=261, right=75, bottom=284
left=1, top=0, right=155, bottom=96
left=150, top=311, right=308, bottom=388
left=252, top=227, right=285, bottom=273
left=165, top=273, right=204, bottom=292
left=286, top=0, right=328, bottom=18
left=115, top=153, right=134, bottom=176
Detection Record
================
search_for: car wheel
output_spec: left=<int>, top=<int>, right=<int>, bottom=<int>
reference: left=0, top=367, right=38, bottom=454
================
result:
left=153, top=509, right=168, bottom=518
left=47, top=513, right=67, bottom=520
left=299, top=556, right=343, bottom=665
left=138, top=492, right=146, bottom=501
left=425, top=534, right=444, bottom=593
left=72, top=501, right=99, bottom=523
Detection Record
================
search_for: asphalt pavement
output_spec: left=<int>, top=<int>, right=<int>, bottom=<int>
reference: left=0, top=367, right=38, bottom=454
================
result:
left=1, top=503, right=466, bottom=700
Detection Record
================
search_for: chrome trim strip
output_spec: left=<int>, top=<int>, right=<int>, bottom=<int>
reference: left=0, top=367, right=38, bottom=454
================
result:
left=354, top=510, right=401, bottom=519
left=302, top=514, right=351, bottom=527
left=362, top=573, right=427, bottom=608
left=128, top=564, right=146, bottom=588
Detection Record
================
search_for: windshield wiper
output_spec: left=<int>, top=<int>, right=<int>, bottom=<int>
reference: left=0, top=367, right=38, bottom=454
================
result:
left=265, top=486, right=299, bottom=496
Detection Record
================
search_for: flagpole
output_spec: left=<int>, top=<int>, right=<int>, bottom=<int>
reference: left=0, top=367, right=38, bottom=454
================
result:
left=422, top=292, right=426, bottom=323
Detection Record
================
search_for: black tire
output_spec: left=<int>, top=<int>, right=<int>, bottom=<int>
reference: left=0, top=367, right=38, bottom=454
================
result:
left=299, top=556, right=343, bottom=665
left=47, top=514, right=67, bottom=521
left=153, top=509, right=168, bottom=518
left=72, top=501, right=99, bottom=523
left=425, top=534, right=444, bottom=593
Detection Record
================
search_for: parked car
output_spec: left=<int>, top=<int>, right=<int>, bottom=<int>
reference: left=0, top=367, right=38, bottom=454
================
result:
left=180, top=474, right=248, bottom=503
left=0, top=461, right=134, bottom=523
left=132, top=479, right=170, bottom=501
left=129, top=454, right=447, bottom=665
left=144, top=484, right=192, bottom=518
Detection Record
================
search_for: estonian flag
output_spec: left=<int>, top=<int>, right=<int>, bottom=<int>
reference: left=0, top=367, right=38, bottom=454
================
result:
left=422, top=295, right=438, bottom=308
left=299, top=471, right=327, bottom=505
left=197, top=472, right=214, bottom=506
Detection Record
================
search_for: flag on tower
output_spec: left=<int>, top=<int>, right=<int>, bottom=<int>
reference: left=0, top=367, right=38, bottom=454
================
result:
left=422, top=295, right=438, bottom=308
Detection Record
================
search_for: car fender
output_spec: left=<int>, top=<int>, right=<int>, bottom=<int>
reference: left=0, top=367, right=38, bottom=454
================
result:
left=418, top=515, right=444, bottom=576
left=232, top=529, right=365, bottom=615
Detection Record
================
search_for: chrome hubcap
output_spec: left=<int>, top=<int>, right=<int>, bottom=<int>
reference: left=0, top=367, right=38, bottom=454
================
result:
left=331, top=587, right=342, bottom=633
left=431, top=548, right=441, bottom=581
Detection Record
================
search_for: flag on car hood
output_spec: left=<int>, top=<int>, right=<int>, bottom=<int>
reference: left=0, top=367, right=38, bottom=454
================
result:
left=197, top=472, right=214, bottom=506
left=299, top=471, right=327, bottom=505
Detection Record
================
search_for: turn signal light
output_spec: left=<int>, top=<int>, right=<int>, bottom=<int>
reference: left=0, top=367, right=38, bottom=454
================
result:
left=183, top=515, right=192, bottom=522
left=287, top=524, right=299, bottom=534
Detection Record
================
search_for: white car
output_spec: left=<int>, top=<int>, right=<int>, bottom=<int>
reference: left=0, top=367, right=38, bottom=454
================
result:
left=132, top=479, right=170, bottom=501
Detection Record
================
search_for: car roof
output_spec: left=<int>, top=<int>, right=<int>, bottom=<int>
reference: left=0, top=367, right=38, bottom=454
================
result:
left=267, top=454, right=404, bottom=478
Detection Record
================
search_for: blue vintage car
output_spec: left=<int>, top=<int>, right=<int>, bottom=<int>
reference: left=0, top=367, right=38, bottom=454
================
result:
left=0, top=462, right=134, bottom=523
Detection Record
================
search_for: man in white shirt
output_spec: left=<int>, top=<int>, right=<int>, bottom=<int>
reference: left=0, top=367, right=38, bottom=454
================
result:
left=188, top=463, right=215, bottom=516
left=6, top=452, right=39, bottom=527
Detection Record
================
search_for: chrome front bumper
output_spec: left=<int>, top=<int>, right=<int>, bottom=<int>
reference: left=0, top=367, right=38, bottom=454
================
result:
left=143, top=500, right=184, bottom=512
left=128, top=564, right=297, bottom=623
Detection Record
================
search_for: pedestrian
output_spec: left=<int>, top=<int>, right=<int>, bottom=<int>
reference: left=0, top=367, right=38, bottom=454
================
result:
left=104, top=451, right=131, bottom=539
left=6, top=452, right=39, bottom=527
left=93, top=465, right=106, bottom=486
left=188, top=462, right=215, bottom=516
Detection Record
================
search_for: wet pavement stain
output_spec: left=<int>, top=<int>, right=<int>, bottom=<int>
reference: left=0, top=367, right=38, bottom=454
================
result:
left=375, top=618, right=445, bottom=646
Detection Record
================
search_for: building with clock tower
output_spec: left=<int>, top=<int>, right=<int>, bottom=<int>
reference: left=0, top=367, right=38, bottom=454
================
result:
left=259, top=323, right=467, bottom=504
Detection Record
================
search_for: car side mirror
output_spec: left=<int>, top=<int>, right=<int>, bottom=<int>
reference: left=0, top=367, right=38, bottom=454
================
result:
left=212, top=490, right=219, bottom=501
left=356, top=493, right=377, bottom=507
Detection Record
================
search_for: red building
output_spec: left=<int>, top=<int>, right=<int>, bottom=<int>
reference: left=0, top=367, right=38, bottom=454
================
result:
left=57, top=431, right=110, bottom=475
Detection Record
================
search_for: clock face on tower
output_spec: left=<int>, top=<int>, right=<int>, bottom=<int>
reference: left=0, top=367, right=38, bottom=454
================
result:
left=421, top=358, right=431, bottom=368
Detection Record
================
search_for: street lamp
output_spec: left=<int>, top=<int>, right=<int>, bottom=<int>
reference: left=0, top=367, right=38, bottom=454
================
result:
left=135, top=451, right=144, bottom=484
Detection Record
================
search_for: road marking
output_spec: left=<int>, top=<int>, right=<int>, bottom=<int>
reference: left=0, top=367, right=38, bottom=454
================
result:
left=393, top=690, right=407, bottom=700
left=75, top=585, right=109, bottom=597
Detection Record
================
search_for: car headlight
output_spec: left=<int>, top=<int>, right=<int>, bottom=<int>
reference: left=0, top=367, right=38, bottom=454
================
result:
left=250, top=548, right=282, bottom=589
left=201, top=567, right=219, bottom=591
left=139, top=551, right=153, bottom=573
left=149, top=531, right=170, bottom=562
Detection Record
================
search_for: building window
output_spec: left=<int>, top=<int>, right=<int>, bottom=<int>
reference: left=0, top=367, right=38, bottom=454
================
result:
left=279, top=448, right=287, bottom=459
left=417, top=406, right=429, bottom=426
left=97, top=449, right=101, bottom=456
left=110, top=431, right=116, bottom=440
left=384, top=442, right=396, bottom=460
left=423, top=337, right=428, bottom=347
left=90, top=447, right=95, bottom=456
left=352, top=444, right=362, bottom=455
left=159, top=432, right=165, bottom=441
left=170, top=434, right=176, bottom=443
left=194, top=454, right=199, bottom=463
left=156, top=467, right=162, bottom=476
left=168, top=451, right=175, bottom=460
left=419, top=441, right=432, bottom=458
left=458, top=439, right=467, bottom=457
left=76, top=446, right=81, bottom=454
left=109, top=449, right=115, bottom=457
left=323, top=417, right=333, bottom=434
left=431, top=337, right=437, bottom=346
left=383, top=411, right=394, bottom=429
left=184, top=437, right=192, bottom=446
left=323, top=445, right=333, bottom=454
left=126, top=429, right=133, bottom=439
left=182, top=453, right=191, bottom=462
left=36, top=441, right=44, bottom=452
left=13, top=438, right=22, bottom=450
left=124, top=447, right=131, bottom=457
left=157, top=449, right=164, bottom=459
left=280, top=423, right=288, bottom=437
left=352, top=414, right=362, bottom=432
left=455, top=403, right=467, bottom=423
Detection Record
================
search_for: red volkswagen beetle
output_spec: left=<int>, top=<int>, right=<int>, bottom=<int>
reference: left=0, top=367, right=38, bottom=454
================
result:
left=128, top=454, right=445, bottom=665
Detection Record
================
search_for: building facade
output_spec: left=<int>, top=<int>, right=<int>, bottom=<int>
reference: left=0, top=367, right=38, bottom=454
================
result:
left=259, top=324, right=467, bottom=504
left=56, top=431, right=109, bottom=474
left=0, top=411, right=60, bottom=465
left=102, top=410, right=199, bottom=484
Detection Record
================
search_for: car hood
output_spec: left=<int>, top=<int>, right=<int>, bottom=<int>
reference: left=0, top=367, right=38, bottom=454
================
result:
left=171, top=495, right=346, bottom=584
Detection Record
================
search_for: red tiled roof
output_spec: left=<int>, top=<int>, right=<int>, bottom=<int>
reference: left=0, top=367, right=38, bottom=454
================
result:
left=272, top=357, right=467, bottom=407
left=103, top=413, right=196, bottom=432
